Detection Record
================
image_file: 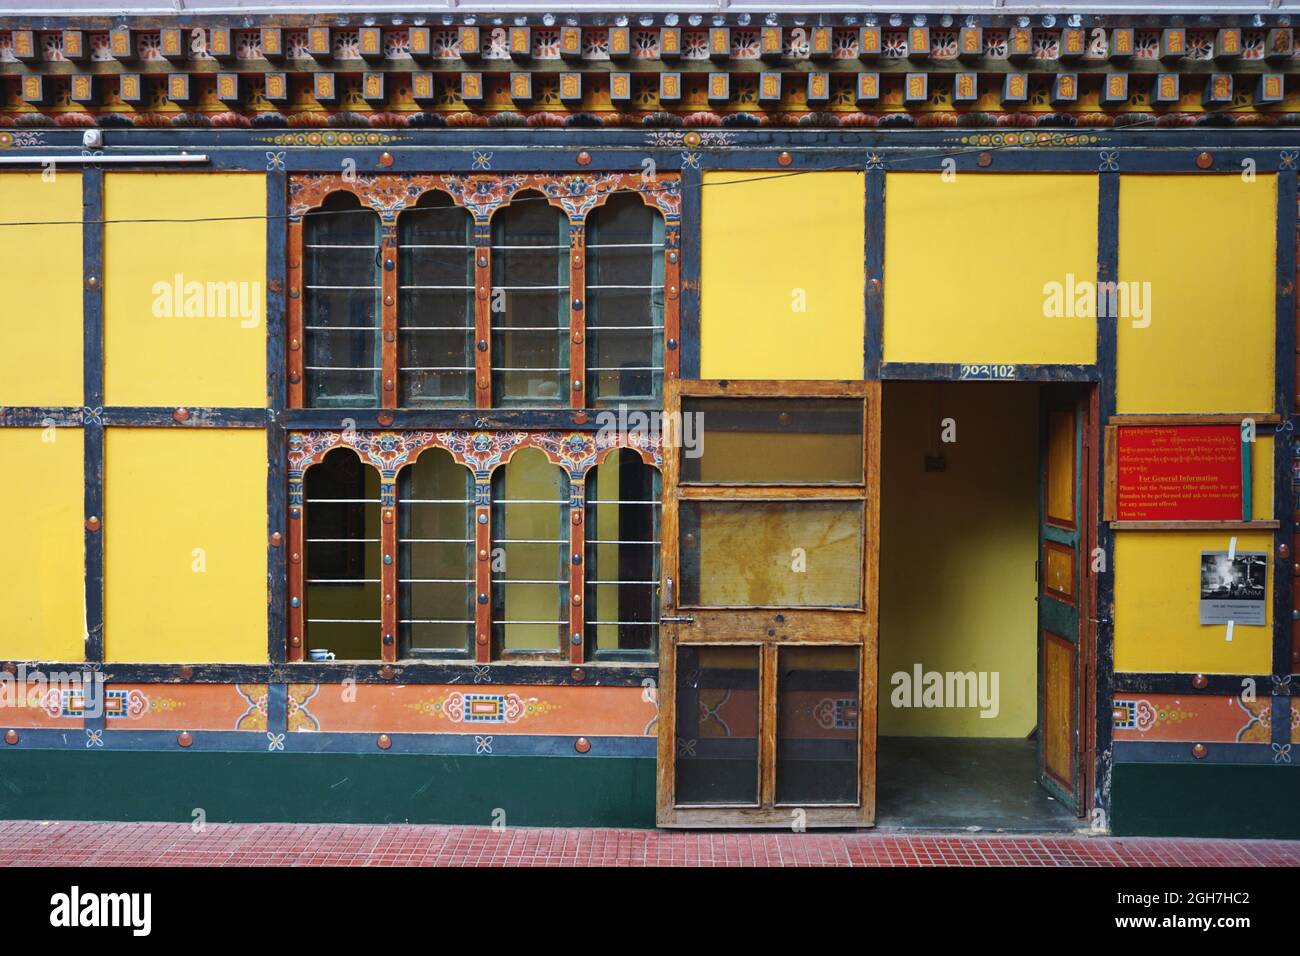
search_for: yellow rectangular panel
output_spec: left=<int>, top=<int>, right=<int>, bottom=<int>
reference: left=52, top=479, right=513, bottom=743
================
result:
left=104, top=172, right=267, bottom=407
left=0, top=172, right=83, bottom=405
left=701, top=171, right=864, bottom=379
left=105, top=429, right=267, bottom=662
left=0, top=428, right=84, bottom=661
left=1118, top=175, right=1275, bottom=414
left=1114, top=531, right=1271, bottom=674
left=884, top=174, right=1098, bottom=365
left=1252, top=434, right=1273, bottom=519
left=1045, top=405, right=1076, bottom=526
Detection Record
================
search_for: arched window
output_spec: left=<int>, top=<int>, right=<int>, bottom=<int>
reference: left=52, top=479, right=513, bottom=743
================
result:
left=491, top=191, right=570, bottom=405
left=491, top=447, right=570, bottom=654
left=398, top=192, right=475, bottom=406
left=585, top=449, right=661, bottom=657
left=586, top=193, right=665, bottom=405
left=302, top=192, right=382, bottom=407
left=303, top=448, right=382, bottom=660
left=397, top=448, right=475, bottom=657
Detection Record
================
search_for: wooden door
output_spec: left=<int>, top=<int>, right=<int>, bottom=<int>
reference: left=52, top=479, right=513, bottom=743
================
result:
left=656, top=380, right=880, bottom=827
left=1038, top=387, right=1089, bottom=812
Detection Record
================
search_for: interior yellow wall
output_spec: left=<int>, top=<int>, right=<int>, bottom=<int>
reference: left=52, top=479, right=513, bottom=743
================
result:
left=104, top=429, right=267, bottom=662
left=883, top=174, right=1098, bottom=365
left=0, top=172, right=83, bottom=406
left=500, top=447, right=565, bottom=651
left=700, top=170, right=864, bottom=379
left=0, top=428, right=84, bottom=661
left=1114, top=531, right=1272, bottom=674
left=1117, top=174, right=1276, bottom=414
left=878, top=381, right=1040, bottom=737
left=104, top=172, right=267, bottom=407
left=1250, top=435, right=1274, bottom=519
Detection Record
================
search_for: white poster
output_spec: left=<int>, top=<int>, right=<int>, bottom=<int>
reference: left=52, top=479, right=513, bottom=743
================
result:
left=1199, top=551, right=1267, bottom=626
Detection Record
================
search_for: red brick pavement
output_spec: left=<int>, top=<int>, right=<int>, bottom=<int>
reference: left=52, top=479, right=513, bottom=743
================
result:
left=0, top=821, right=1296, bottom=867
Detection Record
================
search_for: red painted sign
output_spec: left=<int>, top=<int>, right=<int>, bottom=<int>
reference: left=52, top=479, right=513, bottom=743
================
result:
left=1116, top=425, right=1243, bottom=521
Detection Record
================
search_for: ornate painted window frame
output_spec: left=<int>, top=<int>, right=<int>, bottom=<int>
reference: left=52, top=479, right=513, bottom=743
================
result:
left=287, top=172, right=683, bottom=410
left=288, top=427, right=663, bottom=665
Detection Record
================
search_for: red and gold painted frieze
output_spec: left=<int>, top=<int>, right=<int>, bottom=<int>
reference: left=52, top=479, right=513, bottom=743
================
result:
left=1112, top=693, right=1300, bottom=744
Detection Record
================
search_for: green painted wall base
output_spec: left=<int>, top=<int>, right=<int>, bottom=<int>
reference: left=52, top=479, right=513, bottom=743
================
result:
left=0, top=750, right=656, bottom=828
left=1111, top=763, right=1300, bottom=839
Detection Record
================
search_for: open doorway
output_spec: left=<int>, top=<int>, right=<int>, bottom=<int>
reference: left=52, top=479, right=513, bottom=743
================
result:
left=876, top=381, right=1091, bottom=831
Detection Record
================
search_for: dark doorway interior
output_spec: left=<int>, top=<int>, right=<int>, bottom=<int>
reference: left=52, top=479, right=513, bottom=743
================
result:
left=875, top=737, right=1076, bottom=832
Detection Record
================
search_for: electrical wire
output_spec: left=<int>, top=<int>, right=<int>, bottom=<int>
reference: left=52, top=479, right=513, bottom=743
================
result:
left=0, top=97, right=1286, bottom=229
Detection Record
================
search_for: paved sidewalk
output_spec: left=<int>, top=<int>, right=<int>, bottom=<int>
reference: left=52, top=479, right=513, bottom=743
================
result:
left=0, top=821, right=1296, bottom=866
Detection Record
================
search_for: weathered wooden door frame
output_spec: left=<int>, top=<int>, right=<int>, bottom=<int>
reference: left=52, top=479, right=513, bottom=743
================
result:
left=655, top=379, right=881, bottom=828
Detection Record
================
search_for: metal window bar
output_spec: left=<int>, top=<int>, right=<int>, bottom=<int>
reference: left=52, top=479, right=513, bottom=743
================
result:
left=304, top=325, right=382, bottom=331
left=492, top=578, right=568, bottom=584
left=400, top=498, right=475, bottom=505
left=585, top=499, right=661, bottom=506
left=586, top=284, right=661, bottom=290
left=589, top=366, right=665, bottom=371
left=492, top=285, right=568, bottom=291
left=399, top=284, right=476, bottom=290
left=308, top=537, right=382, bottom=543
left=305, top=284, right=382, bottom=290
left=399, top=325, right=475, bottom=331
left=399, top=578, right=476, bottom=584
left=583, top=325, right=665, bottom=331
left=308, top=618, right=383, bottom=624
left=402, top=243, right=476, bottom=250
left=588, top=580, right=661, bottom=586
left=493, top=538, right=567, bottom=544
left=587, top=619, right=660, bottom=626
left=491, top=618, right=568, bottom=625
left=304, top=243, right=380, bottom=250
left=307, top=578, right=381, bottom=584
left=493, top=244, right=569, bottom=250
left=587, top=539, right=662, bottom=545
left=584, top=242, right=659, bottom=248
left=401, top=618, right=475, bottom=625
left=400, top=365, right=476, bottom=371
left=304, top=498, right=383, bottom=504
left=305, top=365, right=383, bottom=371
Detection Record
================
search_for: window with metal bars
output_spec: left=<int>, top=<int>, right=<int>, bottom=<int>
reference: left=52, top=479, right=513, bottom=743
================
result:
left=490, top=190, right=571, bottom=405
left=302, top=448, right=382, bottom=660
left=302, top=193, right=382, bottom=408
left=293, top=433, right=662, bottom=663
left=586, top=192, right=666, bottom=405
left=290, top=174, right=678, bottom=411
left=397, top=193, right=475, bottom=406
left=584, top=448, right=661, bottom=659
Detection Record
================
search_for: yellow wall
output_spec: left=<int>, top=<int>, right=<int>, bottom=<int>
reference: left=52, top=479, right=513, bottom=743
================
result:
left=0, top=172, right=83, bottom=405
left=878, top=382, right=1040, bottom=737
left=104, top=172, right=267, bottom=407
left=1117, top=174, right=1276, bottom=414
left=700, top=171, right=864, bottom=379
left=883, top=174, right=1098, bottom=365
left=0, top=428, right=84, bottom=661
left=104, top=429, right=267, bottom=662
left=1114, top=531, right=1272, bottom=674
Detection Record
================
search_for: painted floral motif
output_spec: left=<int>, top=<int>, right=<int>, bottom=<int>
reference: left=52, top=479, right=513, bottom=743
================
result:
left=983, top=30, right=1008, bottom=58
left=41, top=33, right=64, bottom=62
left=1242, top=30, right=1266, bottom=60
left=235, top=30, right=262, bottom=59
left=409, top=691, right=557, bottom=724
left=285, top=31, right=310, bottom=59
left=882, top=31, right=908, bottom=58
left=931, top=30, right=958, bottom=59
left=833, top=29, right=859, bottom=59
left=1186, top=30, right=1215, bottom=60
left=384, top=29, right=409, bottom=59
left=532, top=29, right=560, bottom=59
left=137, top=32, right=163, bottom=61
left=1032, top=32, right=1059, bottom=60
left=683, top=30, right=709, bottom=59
left=632, top=29, right=659, bottom=59
left=90, top=33, right=113, bottom=61
left=333, top=31, right=361, bottom=60
left=431, top=30, right=459, bottom=59
left=287, top=684, right=321, bottom=732
left=731, top=29, right=760, bottom=59
left=1134, top=31, right=1160, bottom=60
left=234, top=684, right=269, bottom=731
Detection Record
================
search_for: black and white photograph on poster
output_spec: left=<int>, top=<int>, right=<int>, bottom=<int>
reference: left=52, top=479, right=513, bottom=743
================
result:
left=1199, top=551, right=1267, bottom=626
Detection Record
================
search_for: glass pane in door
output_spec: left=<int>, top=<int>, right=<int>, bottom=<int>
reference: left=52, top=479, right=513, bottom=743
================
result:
left=776, top=646, right=860, bottom=805
left=674, top=645, right=760, bottom=805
